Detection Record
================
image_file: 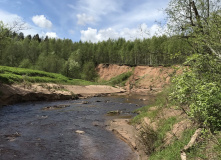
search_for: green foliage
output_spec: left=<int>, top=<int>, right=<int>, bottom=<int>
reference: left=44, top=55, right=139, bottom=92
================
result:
left=0, top=66, right=95, bottom=85
left=102, top=71, right=133, bottom=86
left=19, top=59, right=32, bottom=68
left=170, top=54, right=221, bottom=131
left=81, top=61, right=98, bottom=81
left=62, top=51, right=81, bottom=79
left=166, top=0, right=221, bottom=132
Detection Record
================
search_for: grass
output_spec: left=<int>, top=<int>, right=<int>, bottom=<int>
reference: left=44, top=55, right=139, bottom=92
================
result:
left=131, top=86, right=172, bottom=124
left=186, top=132, right=221, bottom=160
left=131, top=106, right=159, bottom=124
left=101, top=71, right=133, bottom=87
left=149, top=129, right=196, bottom=160
left=153, top=116, right=178, bottom=149
left=0, top=66, right=95, bottom=85
left=132, top=85, right=197, bottom=158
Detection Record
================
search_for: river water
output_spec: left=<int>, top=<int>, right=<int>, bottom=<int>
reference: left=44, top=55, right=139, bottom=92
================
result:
left=0, top=94, right=154, bottom=160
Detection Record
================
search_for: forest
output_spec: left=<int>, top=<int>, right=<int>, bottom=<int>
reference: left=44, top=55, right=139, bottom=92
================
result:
left=0, top=22, right=192, bottom=81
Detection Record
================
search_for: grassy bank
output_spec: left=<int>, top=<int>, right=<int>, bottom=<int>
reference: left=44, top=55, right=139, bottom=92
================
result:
left=132, top=86, right=221, bottom=159
left=0, top=66, right=95, bottom=85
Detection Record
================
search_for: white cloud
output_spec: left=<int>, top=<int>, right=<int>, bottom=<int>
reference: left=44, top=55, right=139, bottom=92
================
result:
left=32, top=15, right=52, bottom=29
left=46, top=32, right=57, bottom=38
left=80, top=23, right=167, bottom=42
left=0, top=9, right=21, bottom=25
left=0, top=9, right=33, bottom=33
left=80, top=27, right=120, bottom=42
left=75, top=0, right=122, bottom=24
left=0, top=10, right=59, bottom=39
left=80, top=28, right=98, bottom=42
left=77, top=13, right=95, bottom=25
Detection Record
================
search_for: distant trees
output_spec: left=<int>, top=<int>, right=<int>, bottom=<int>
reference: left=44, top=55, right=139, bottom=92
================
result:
left=0, top=21, right=193, bottom=81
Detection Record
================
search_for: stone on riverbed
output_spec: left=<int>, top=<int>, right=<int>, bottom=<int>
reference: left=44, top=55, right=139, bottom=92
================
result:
left=42, top=104, right=70, bottom=110
left=75, top=130, right=85, bottom=134
left=107, top=110, right=121, bottom=115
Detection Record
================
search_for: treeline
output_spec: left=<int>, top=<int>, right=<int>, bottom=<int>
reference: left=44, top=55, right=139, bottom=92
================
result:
left=0, top=25, right=192, bottom=81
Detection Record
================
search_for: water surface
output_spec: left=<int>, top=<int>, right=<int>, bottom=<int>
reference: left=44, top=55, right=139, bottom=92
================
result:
left=0, top=95, right=154, bottom=160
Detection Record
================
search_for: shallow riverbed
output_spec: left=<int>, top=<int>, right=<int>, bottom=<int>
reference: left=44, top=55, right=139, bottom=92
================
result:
left=0, top=94, right=154, bottom=160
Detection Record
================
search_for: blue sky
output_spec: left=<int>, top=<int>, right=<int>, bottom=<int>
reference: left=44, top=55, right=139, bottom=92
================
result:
left=0, top=0, right=169, bottom=42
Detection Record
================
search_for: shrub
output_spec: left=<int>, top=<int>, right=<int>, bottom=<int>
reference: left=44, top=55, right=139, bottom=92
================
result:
left=170, top=54, right=221, bottom=131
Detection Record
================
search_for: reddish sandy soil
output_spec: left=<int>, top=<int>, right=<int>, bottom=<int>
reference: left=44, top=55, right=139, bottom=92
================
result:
left=97, top=64, right=181, bottom=93
left=97, top=64, right=132, bottom=81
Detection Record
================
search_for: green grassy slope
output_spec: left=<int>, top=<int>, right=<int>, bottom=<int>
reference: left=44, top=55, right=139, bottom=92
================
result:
left=0, top=66, right=94, bottom=85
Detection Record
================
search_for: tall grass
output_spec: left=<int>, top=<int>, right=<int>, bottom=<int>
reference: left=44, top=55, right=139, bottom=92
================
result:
left=149, top=129, right=196, bottom=160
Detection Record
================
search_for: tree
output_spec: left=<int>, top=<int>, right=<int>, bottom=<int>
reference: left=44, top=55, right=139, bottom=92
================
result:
left=81, top=61, right=98, bottom=81
left=0, top=22, right=11, bottom=65
left=3, top=41, right=23, bottom=66
left=168, top=0, right=221, bottom=131
left=166, top=0, right=221, bottom=57
left=62, top=51, right=80, bottom=78
left=33, top=34, right=41, bottom=43
left=18, top=32, right=24, bottom=40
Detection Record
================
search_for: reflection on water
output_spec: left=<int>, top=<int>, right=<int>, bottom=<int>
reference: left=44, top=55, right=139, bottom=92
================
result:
left=0, top=95, right=154, bottom=160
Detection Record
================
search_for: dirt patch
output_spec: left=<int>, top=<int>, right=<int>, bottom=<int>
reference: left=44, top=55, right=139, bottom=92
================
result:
left=97, top=64, right=132, bottom=81
left=97, top=64, right=182, bottom=93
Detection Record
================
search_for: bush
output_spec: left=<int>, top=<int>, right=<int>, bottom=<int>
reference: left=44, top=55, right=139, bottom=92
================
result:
left=170, top=54, right=221, bottom=131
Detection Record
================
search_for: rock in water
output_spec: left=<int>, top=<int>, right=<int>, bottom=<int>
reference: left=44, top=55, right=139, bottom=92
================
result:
left=75, top=130, right=85, bottom=134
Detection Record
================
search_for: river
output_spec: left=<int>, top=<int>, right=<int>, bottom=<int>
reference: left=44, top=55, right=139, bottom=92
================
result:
left=0, top=94, right=154, bottom=160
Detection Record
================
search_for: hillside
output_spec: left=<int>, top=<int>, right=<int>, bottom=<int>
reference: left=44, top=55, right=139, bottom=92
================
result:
left=97, top=64, right=180, bottom=93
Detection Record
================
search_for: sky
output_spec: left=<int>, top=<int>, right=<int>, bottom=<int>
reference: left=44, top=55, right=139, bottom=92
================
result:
left=0, top=0, right=170, bottom=42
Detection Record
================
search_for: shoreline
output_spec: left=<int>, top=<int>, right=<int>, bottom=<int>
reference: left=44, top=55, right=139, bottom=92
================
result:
left=0, top=83, right=125, bottom=106
left=106, top=119, right=148, bottom=160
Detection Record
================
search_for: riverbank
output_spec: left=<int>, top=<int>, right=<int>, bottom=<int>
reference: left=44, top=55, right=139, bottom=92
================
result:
left=0, top=83, right=125, bottom=106
left=107, top=118, right=148, bottom=160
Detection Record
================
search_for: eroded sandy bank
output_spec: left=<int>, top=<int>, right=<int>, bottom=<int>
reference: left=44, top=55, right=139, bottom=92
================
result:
left=0, top=83, right=125, bottom=106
